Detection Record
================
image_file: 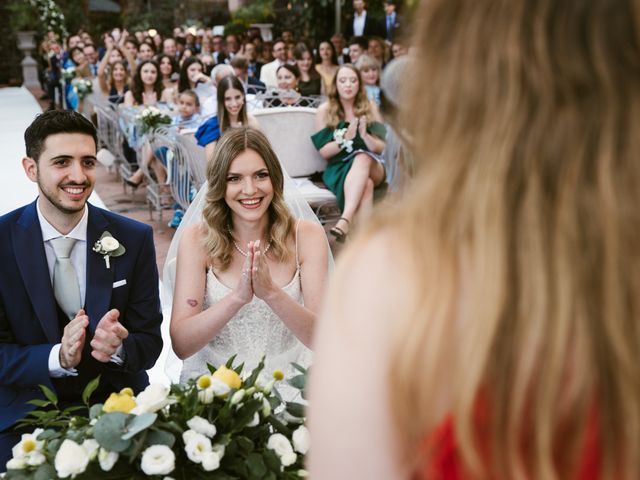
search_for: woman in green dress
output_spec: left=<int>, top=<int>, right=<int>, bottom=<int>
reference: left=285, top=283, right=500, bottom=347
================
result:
left=312, top=64, right=386, bottom=242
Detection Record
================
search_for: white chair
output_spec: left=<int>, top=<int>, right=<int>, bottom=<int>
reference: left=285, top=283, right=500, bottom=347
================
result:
left=252, top=107, right=338, bottom=223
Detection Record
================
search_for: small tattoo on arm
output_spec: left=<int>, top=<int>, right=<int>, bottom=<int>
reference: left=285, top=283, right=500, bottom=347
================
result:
left=187, top=299, right=198, bottom=307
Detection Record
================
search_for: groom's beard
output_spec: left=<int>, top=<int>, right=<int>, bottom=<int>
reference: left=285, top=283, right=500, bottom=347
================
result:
left=38, top=178, right=92, bottom=215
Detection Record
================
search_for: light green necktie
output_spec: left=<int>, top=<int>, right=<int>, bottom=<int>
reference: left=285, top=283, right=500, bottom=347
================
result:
left=50, top=237, right=82, bottom=319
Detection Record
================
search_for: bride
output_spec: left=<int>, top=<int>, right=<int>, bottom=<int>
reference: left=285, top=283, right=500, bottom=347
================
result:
left=166, top=127, right=329, bottom=383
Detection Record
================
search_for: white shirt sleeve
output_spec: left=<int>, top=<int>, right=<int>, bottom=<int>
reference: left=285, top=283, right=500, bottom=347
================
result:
left=48, top=343, right=79, bottom=378
left=110, top=344, right=125, bottom=366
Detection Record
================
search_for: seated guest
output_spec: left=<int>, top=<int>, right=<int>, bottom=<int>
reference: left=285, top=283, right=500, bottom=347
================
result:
left=260, top=39, right=288, bottom=88
left=355, top=54, right=382, bottom=105
left=196, top=75, right=261, bottom=161
left=201, top=64, right=235, bottom=117
left=123, top=59, right=173, bottom=106
left=157, top=53, right=179, bottom=90
left=367, top=36, right=389, bottom=68
left=138, top=41, right=156, bottom=62
left=347, top=35, right=368, bottom=64
left=178, top=56, right=212, bottom=105
left=309, top=0, right=640, bottom=478
left=331, top=33, right=350, bottom=65
left=0, top=110, right=162, bottom=466
left=126, top=89, right=202, bottom=188
left=98, top=59, right=130, bottom=105
left=230, top=55, right=266, bottom=95
left=311, top=64, right=386, bottom=242
left=315, top=40, right=340, bottom=95
left=294, top=43, right=322, bottom=96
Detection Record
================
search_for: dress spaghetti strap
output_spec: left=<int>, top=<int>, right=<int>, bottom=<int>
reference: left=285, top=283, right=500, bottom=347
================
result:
left=294, top=218, right=301, bottom=270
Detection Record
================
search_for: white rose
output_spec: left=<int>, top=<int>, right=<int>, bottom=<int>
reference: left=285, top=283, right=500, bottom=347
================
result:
left=55, top=439, right=90, bottom=478
left=281, top=451, right=297, bottom=467
left=201, top=451, right=221, bottom=471
left=267, top=433, right=294, bottom=458
left=6, top=457, right=26, bottom=470
left=12, top=428, right=45, bottom=464
left=186, top=416, right=217, bottom=438
left=99, top=236, right=119, bottom=252
left=98, top=448, right=118, bottom=471
left=184, top=431, right=212, bottom=464
left=140, top=445, right=175, bottom=476
left=131, top=384, right=170, bottom=414
left=211, top=443, right=226, bottom=458
left=247, top=412, right=260, bottom=427
left=82, top=439, right=100, bottom=460
left=292, top=425, right=310, bottom=454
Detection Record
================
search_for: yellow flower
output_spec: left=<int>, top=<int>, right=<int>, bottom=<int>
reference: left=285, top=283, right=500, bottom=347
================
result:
left=119, top=387, right=134, bottom=397
left=197, top=374, right=212, bottom=390
left=212, top=366, right=242, bottom=389
left=103, top=392, right=136, bottom=413
left=272, top=370, right=284, bottom=381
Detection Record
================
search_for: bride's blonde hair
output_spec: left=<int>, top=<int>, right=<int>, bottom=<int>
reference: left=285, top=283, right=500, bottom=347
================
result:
left=202, top=127, right=294, bottom=270
left=358, top=0, right=640, bottom=478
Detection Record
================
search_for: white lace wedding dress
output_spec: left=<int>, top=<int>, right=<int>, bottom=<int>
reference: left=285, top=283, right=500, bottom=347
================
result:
left=179, top=224, right=312, bottom=399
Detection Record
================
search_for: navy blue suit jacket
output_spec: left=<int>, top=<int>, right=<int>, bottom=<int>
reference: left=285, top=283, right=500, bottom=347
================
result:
left=0, top=201, right=163, bottom=431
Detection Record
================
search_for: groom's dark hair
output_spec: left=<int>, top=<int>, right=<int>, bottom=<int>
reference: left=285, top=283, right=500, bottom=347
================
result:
left=24, top=110, right=97, bottom=162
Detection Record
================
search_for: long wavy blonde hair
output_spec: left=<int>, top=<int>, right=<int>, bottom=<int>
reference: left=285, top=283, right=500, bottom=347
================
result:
left=360, top=0, right=640, bottom=478
left=202, top=127, right=294, bottom=271
left=324, top=64, right=372, bottom=128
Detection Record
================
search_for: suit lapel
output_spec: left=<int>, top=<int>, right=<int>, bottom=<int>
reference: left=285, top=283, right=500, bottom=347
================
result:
left=13, top=202, right=59, bottom=343
left=85, top=205, right=114, bottom=330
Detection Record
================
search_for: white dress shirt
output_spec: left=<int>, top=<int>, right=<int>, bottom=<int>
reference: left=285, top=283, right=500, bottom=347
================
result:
left=36, top=203, right=123, bottom=377
left=259, top=59, right=285, bottom=89
left=353, top=11, right=367, bottom=36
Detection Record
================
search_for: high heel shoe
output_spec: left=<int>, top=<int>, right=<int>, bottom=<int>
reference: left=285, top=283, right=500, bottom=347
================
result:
left=330, top=217, right=350, bottom=243
left=124, top=177, right=142, bottom=189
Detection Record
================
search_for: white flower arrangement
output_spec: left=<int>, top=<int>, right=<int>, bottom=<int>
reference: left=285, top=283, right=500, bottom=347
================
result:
left=92, top=231, right=125, bottom=269
left=71, top=78, right=93, bottom=100
left=333, top=127, right=354, bottom=153
left=136, top=106, right=172, bottom=134
left=4, top=356, right=309, bottom=479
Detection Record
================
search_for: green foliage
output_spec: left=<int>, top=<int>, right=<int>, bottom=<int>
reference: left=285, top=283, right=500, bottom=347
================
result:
left=6, top=356, right=308, bottom=479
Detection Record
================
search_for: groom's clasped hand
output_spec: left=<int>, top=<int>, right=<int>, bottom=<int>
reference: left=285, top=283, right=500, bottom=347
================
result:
left=59, top=308, right=129, bottom=368
left=234, top=240, right=276, bottom=305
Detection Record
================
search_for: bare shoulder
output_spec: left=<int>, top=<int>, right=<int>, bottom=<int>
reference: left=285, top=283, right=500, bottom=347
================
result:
left=369, top=100, right=383, bottom=122
left=178, top=222, right=207, bottom=254
left=316, top=102, right=329, bottom=118
left=247, top=114, right=260, bottom=130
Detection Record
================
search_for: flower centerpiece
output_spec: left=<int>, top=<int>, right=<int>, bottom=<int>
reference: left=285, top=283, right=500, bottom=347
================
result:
left=4, top=356, right=310, bottom=479
left=71, top=78, right=93, bottom=100
left=136, top=106, right=172, bottom=135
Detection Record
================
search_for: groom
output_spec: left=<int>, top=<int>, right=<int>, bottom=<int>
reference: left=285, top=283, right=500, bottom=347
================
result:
left=0, top=110, right=163, bottom=463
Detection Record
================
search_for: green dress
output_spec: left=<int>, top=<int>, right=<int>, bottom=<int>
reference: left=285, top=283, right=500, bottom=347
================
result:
left=311, top=121, right=387, bottom=211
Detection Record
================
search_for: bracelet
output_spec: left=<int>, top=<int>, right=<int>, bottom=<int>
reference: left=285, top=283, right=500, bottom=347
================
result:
left=333, top=127, right=354, bottom=153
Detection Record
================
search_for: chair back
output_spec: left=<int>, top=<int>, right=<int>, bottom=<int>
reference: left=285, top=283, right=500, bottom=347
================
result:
left=252, top=107, right=326, bottom=177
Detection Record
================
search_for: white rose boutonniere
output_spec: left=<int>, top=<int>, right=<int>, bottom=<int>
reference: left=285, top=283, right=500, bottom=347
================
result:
left=92, top=231, right=125, bottom=269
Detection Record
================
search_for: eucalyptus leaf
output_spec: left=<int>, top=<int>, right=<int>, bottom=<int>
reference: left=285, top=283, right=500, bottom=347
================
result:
left=286, top=402, right=306, bottom=418
left=287, top=374, right=305, bottom=390
left=121, top=412, right=157, bottom=440
left=82, top=375, right=101, bottom=405
left=146, top=429, right=175, bottom=447
left=290, top=362, right=307, bottom=374
left=90, top=403, right=104, bottom=419
left=94, top=412, right=132, bottom=452
left=33, top=463, right=56, bottom=480
left=26, top=399, right=50, bottom=408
